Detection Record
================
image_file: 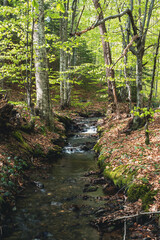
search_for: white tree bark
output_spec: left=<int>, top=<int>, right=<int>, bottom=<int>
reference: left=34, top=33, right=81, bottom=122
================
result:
left=34, top=0, right=53, bottom=127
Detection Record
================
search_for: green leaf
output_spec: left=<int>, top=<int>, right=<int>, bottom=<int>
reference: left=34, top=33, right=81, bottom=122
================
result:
left=56, top=2, right=65, bottom=13
left=32, top=0, right=39, bottom=9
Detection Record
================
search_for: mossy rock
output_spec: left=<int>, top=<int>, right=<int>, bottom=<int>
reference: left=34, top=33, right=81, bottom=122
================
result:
left=97, top=153, right=107, bottom=169
left=103, top=164, right=137, bottom=188
left=132, top=116, right=146, bottom=130
left=93, top=140, right=102, bottom=153
left=127, top=183, right=157, bottom=210
left=97, top=126, right=104, bottom=136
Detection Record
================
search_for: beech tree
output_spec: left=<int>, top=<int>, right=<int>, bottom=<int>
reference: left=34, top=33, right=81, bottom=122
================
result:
left=59, top=0, right=78, bottom=109
left=33, top=0, right=53, bottom=127
left=59, top=0, right=70, bottom=109
left=92, top=0, right=119, bottom=113
left=71, top=0, right=159, bottom=110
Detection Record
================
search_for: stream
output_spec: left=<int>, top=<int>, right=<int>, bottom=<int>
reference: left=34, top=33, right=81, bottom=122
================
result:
left=4, top=117, right=123, bottom=240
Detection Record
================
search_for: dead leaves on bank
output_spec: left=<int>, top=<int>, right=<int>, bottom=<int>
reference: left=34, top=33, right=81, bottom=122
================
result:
left=98, top=113, right=160, bottom=211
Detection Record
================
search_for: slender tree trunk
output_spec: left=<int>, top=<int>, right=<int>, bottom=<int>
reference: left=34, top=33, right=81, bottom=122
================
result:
left=136, top=46, right=143, bottom=108
left=145, top=32, right=160, bottom=145
left=26, top=0, right=31, bottom=109
left=92, top=0, right=119, bottom=114
left=59, top=2, right=70, bottom=109
left=155, top=58, right=159, bottom=98
left=60, top=14, right=68, bottom=109
left=124, top=56, right=132, bottom=111
left=0, top=0, right=9, bottom=90
left=3, top=0, right=8, bottom=6
left=33, top=0, right=53, bottom=128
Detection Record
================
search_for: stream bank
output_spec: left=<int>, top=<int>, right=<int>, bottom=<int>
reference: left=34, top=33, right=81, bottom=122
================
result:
left=93, top=113, right=160, bottom=239
left=0, top=102, right=159, bottom=239
left=0, top=104, right=76, bottom=238
left=2, top=116, right=124, bottom=240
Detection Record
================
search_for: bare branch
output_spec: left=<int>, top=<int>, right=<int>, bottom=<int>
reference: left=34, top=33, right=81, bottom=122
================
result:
left=144, top=44, right=156, bottom=52
left=110, top=34, right=139, bottom=70
left=142, top=0, right=149, bottom=31
left=70, top=8, right=138, bottom=37
left=106, top=210, right=160, bottom=223
left=74, top=5, right=85, bottom=34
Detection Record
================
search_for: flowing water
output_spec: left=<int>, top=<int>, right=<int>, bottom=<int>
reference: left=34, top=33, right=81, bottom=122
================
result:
left=4, top=118, right=123, bottom=240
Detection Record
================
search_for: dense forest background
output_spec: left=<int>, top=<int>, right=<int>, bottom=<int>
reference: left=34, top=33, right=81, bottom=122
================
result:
left=0, top=0, right=159, bottom=121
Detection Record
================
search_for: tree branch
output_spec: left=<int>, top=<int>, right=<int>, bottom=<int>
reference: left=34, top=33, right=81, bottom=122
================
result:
left=106, top=210, right=160, bottom=223
left=70, top=8, right=138, bottom=37
left=74, top=5, right=85, bottom=35
left=129, top=46, right=137, bottom=55
left=110, top=34, right=139, bottom=70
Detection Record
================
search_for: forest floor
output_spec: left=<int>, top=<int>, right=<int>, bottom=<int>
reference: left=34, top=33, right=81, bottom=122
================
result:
left=93, top=111, right=160, bottom=239
left=0, top=84, right=160, bottom=239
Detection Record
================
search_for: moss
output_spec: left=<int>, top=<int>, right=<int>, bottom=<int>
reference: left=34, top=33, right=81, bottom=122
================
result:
left=97, top=126, right=104, bottom=136
left=13, top=130, right=31, bottom=151
left=97, top=152, right=108, bottom=168
left=13, top=130, right=24, bottom=143
left=103, top=164, right=136, bottom=188
left=93, top=140, right=102, bottom=153
left=142, top=190, right=158, bottom=211
left=127, top=184, right=157, bottom=210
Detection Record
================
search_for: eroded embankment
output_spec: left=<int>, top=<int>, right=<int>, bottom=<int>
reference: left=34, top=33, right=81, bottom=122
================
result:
left=0, top=102, right=74, bottom=232
left=94, top=113, right=160, bottom=214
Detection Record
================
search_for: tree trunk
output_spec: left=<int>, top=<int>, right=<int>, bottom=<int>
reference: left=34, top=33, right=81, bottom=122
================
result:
left=92, top=0, right=119, bottom=113
left=59, top=2, right=71, bottom=109
left=33, top=0, right=53, bottom=128
left=124, top=56, right=132, bottom=111
left=145, top=32, right=160, bottom=145
left=3, top=0, right=8, bottom=6
left=136, top=46, right=143, bottom=108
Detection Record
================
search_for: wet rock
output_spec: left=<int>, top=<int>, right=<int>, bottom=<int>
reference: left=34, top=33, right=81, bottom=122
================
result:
left=81, top=142, right=95, bottom=151
left=35, top=231, right=55, bottom=239
left=90, top=177, right=106, bottom=185
left=94, top=208, right=108, bottom=217
left=83, top=184, right=98, bottom=192
left=51, top=201, right=62, bottom=207
left=63, top=195, right=77, bottom=201
left=33, top=181, right=44, bottom=189
left=103, top=184, right=118, bottom=195
left=82, top=195, right=89, bottom=200
left=84, top=170, right=100, bottom=176
left=69, top=204, right=80, bottom=211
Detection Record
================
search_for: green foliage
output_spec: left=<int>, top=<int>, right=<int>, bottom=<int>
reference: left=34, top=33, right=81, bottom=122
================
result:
left=131, top=107, right=157, bottom=121
left=0, top=155, right=28, bottom=193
